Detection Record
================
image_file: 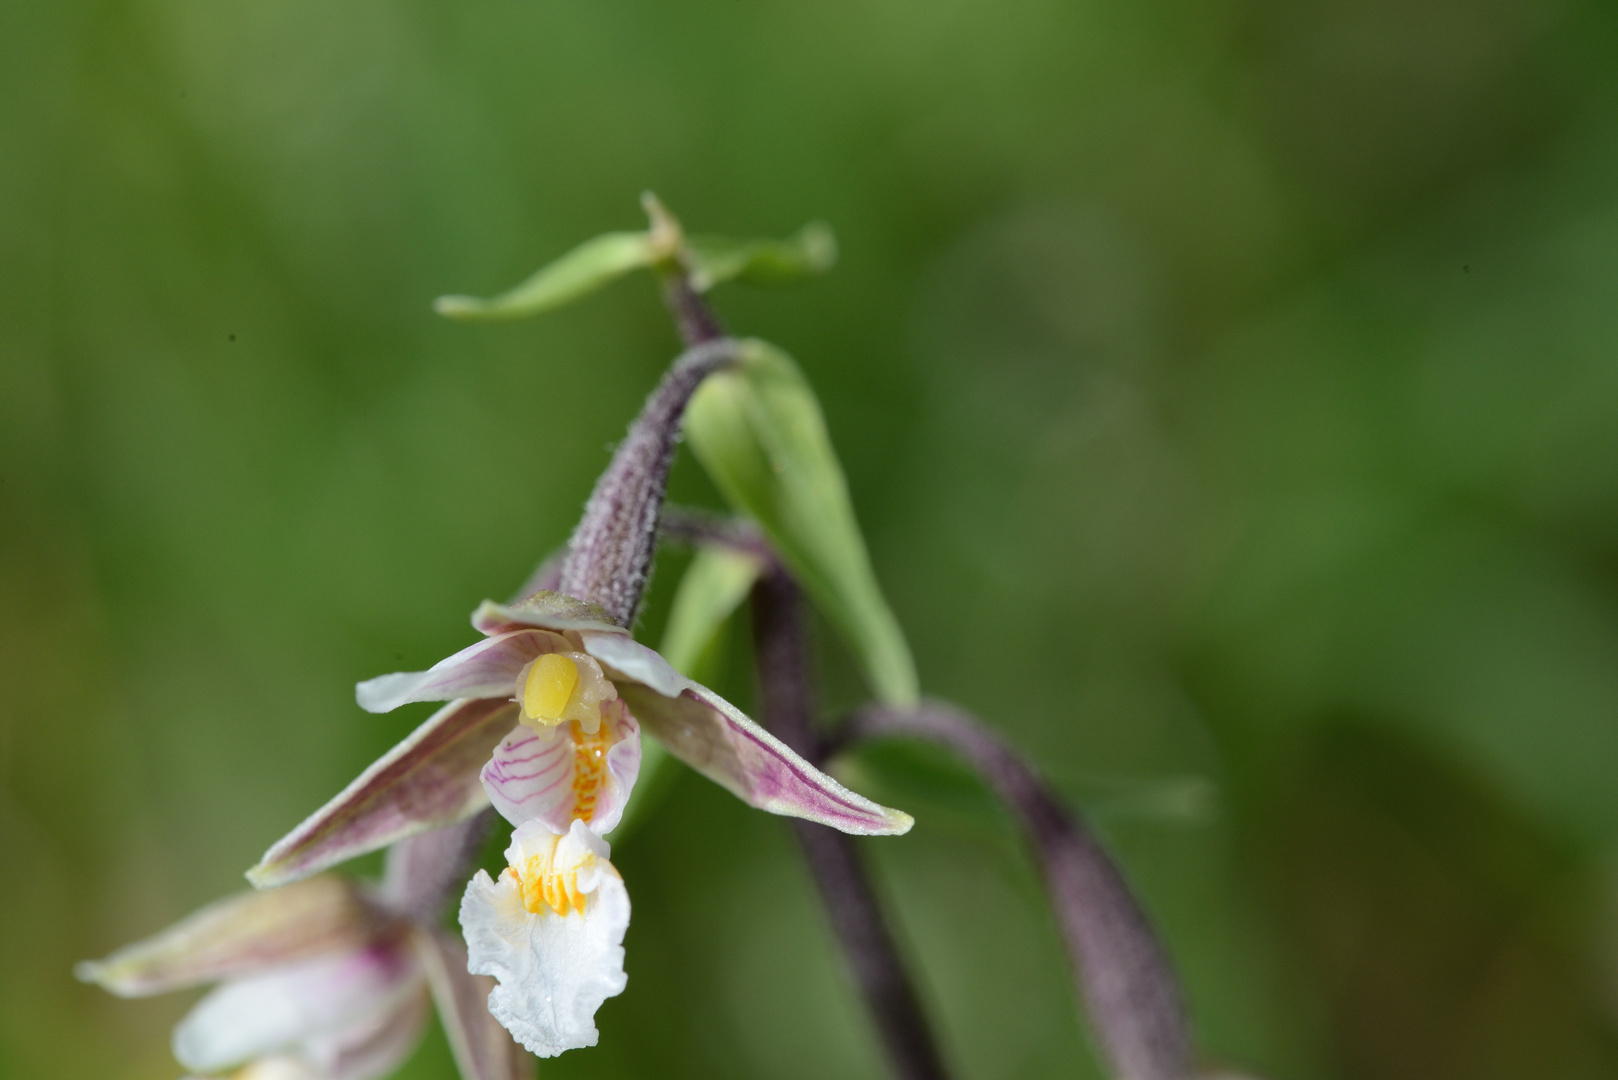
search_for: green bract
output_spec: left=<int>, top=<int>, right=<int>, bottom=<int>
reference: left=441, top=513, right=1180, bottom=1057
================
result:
left=434, top=231, right=659, bottom=322
left=433, top=196, right=835, bottom=323
left=686, top=222, right=837, bottom=291
left=659, top=544, right=765, bottom=676
left=684, top=339, right=919, bottom=706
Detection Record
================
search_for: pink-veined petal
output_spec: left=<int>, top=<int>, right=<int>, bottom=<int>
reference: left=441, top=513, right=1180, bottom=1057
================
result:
left=459, top=821, right=629, bottom=1058
left=171, top=939, right=421, bottom=1075
left=479, top=704, right=642, bottom=835
left=76, top=876, right=389, bottom=998
left=414, top=927, right=532, bottom=1080
left=249, top=699, right=520, bottom=888
left=618, top=681, right=913, bottom=836
left=356, top=630, right=569, bottom=713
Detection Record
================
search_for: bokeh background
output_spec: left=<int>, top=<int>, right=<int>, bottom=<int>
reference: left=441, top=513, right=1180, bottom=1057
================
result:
left=6, top=0, right=1618, bottom=1077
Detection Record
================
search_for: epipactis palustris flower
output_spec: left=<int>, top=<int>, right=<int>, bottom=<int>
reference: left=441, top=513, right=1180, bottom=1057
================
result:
left=249, top=589, right=911, bottom=1056
left=76, top=856, right=525, bottom=1080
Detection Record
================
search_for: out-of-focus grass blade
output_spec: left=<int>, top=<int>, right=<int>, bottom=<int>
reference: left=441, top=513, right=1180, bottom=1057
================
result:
left=434, top=231, right=657, bottom=322
left=616, top=545, right=764, bottom=841
left=684, top=339, right=919, bottom=706
left=686, top=223, right=837, bottom=292
left=659, top=545, right=765, bottom=675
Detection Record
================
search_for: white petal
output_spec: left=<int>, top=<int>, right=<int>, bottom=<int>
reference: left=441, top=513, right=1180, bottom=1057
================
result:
left=459, top=822, right=630, bottom=1058
left=356, top=630, right=570, bottom=713
left=304, top=982, right=431, bottom=1080
left=579, top=631, right=687, bottom=698
left=172, top=942, right=420, bottom=1074
left=479, top=705, right=642, bottom=835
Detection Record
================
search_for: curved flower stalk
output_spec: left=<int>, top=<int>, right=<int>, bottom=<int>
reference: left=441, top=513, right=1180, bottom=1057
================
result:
left=79, top=819, right=528, bottom=1080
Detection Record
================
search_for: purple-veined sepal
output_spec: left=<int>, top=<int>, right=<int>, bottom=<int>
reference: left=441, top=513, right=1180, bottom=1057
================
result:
left=249, top=698, right=518, bottom=888
left=75, top=875, right=391, bottom=998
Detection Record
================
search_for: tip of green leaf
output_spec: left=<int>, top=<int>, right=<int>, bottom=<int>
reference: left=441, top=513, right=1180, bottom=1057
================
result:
left=433, top=294, right=491, bottom=320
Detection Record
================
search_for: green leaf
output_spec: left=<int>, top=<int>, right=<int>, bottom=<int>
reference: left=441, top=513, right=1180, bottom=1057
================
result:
left=684, top=339, right=919, bottom=705
left=434, top=231, right=658, bottom=322
left=616, top=546, right=763, bottom=841
left=658, top=544, right=766, bottom=676
left=686, top=223, right=838, bottom=292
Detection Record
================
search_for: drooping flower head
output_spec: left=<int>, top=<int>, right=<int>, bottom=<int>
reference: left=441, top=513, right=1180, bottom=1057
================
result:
left=247, top=210, right=913, bottom=1059
left=79, top=819, right=527, bottom=1080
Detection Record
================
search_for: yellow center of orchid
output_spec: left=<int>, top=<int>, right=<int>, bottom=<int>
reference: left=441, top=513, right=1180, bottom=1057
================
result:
left=522, top=653, right=579, bottom=723
left=505, top=831, right=598, bottom=916
left=518, top=648, right=618, bottom=735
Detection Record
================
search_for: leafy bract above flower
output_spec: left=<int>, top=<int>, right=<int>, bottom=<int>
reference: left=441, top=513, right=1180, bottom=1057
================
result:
left=684, top=339, right=919, bottom=706
left=460, top=820, right=630, bottom=1058
left=250, top=589, right=911, bottom=889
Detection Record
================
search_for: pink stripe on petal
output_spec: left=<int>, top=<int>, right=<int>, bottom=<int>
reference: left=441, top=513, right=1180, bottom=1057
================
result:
left=619, top=682, right=911, bottom=836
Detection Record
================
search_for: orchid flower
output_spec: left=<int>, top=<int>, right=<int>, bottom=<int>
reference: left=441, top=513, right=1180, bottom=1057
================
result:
left=248, top=588, right=911, bottom=1057
left=79, top=819, right=527, bottom=1080
left=248, top=251, right=914, bottom=1059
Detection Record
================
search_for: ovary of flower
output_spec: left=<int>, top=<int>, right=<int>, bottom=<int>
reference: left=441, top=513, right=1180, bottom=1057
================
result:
left=516, top=648, right=616, bottom=734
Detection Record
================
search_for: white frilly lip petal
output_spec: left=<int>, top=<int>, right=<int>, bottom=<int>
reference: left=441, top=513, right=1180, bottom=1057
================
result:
left=356, top=630, right=566, bottom=713
left=479, top=705, right=642, bottom=835
left=172, top=941, right=421, bottom=1075
left=459, top=821, right=630, bottom=1059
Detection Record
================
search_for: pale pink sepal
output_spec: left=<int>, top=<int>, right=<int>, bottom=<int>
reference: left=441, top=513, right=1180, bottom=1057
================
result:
left=356, top=630, right=565, bottom=713
left=413, top=927, right=532, bottom=1080
left=470, top=592, right=625, bottom=638
left=74, top=875, right=388, bottom=998
left=479, top=703, right=642, bottom=835
left=171, top=939, right=423, bottom=1075
left=249, top=698, right=520, bottom=888
left=617, top=682, right=914, bottom=836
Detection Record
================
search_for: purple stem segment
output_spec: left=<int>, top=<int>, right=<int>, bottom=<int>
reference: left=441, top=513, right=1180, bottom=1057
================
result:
left=839, top=702, right=1194, bottom=1080
left=557, top=337, right=739, bottom=627
left=751, top=566, right=953, bottom=1080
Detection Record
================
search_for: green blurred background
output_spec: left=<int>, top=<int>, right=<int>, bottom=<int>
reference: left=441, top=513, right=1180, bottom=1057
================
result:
left=6, top=0, right=1618, bottom=1077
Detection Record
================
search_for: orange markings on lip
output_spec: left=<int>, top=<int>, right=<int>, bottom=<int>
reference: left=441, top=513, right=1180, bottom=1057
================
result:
left=569, top=718, right=613, bottom=823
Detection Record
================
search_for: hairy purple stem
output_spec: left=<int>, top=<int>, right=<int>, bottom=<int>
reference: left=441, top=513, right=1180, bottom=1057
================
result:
left=558, top=337, right=740, bottom=626
left=751, top=567, right=953, bottom=1080
left=661, top=269, right=726, bottom=347
left=658, top=505, right=772, bottom=560
left=838, top=702, right=1193, bottom=1080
